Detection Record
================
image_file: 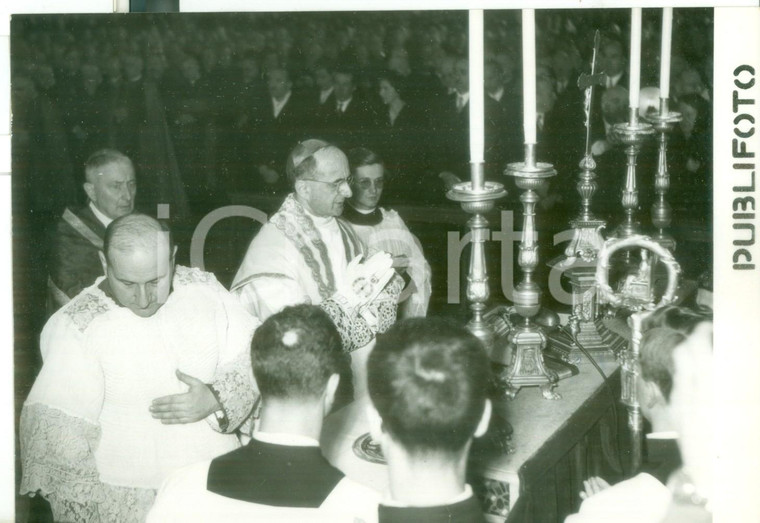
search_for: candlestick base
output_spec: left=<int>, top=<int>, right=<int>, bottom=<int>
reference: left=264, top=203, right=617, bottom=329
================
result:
left=545, top=260, right=628, bottom=364
left=498, top=150, right=574, bottom=399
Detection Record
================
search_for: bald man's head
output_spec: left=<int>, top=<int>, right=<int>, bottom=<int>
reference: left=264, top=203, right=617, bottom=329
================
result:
left=99, top=213, right=176, bottom=318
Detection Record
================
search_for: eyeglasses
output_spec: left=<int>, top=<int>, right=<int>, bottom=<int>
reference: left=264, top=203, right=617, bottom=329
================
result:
left=354, top=177, right=384, bottom=190
left=300, top=176, right=353, bottom=190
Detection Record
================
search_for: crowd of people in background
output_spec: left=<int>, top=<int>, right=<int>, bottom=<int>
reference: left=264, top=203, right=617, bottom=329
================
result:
left=12, top=9, right=713, bottom=222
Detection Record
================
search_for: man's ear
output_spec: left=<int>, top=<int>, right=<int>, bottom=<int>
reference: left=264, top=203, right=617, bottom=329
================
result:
left=84, top=182, right=96, bottom=204
left=323, top=373, right=340, bottom=414
left=294, top=179, right=309, bottom=197
left=474, top=399, right=492, bottom=438
left=171, top=244, right=178, bottom=264
left=644, top=380, right=665, bottom=409
left=98, top=250, right=108, bottom=275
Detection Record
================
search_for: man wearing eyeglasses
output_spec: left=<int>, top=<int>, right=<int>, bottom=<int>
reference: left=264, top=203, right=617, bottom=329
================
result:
left=341, top=147, right=431, bottom=319
left=231, top=139, right=403, bottom=397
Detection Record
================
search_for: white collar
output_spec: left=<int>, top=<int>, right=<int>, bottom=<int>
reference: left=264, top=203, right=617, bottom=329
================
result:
left=350, top=203, right=377, bottom=215
left=272, top=91, right=292, bottom=117
left=383, top=484, right=473, bottom=507
left=319, top=86, right=334, bottom=103
left=489, top=87, right=504, bottom=102
left=302, top=202, right=337, bottom=229
left=89, top=202, right=113, bottom=228
left=608, top=71, right=624, bottom=86
left=647, top=431, right=679, bottom=440
left=253, top=431, right=320, bottom=447
left=337, top=97, right=352, bottom=110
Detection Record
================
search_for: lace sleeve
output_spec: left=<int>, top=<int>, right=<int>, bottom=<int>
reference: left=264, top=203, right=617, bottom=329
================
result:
left=321, top=273, right=404, bottom=353
left=207, top=351, right=259, bottom=433
left=19, top=403, right=105, bottom=523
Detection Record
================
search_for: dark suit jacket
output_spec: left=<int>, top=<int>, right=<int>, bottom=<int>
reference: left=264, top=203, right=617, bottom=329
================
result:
left=316, top=94, right=378, bottom=150
left=252, top=92, right=311, bottom=169
left=641, top=436, right=682, bottom=485
left=48, top=205, right=106, bottom=308
left=375, top=104, right=433, bottom=204
left=207, top=439, right=345, bottom=507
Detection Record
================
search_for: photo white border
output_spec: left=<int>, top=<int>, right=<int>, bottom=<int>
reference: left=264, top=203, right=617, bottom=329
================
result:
left=1, top=2, right=758, bottom=521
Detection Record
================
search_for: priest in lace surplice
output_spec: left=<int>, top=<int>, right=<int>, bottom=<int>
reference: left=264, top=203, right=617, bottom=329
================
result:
left=341, top=147, right=431, bottom=319
left=231, top=140, right=403, bottom=397
left=20, top=214, right=260, bottom=523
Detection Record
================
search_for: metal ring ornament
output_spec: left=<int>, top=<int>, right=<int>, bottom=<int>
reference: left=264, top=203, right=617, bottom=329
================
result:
left=595, top=235, right=681, bottom=311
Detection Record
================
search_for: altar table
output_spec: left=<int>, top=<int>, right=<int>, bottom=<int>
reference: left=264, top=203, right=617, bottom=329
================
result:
left=320, top=358, right=629, bottom=523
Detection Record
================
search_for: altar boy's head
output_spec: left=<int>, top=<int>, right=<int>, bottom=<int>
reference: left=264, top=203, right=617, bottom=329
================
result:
left=367, top=317, right=492, bottom=459
left=252, top=304, right=346, bottom=408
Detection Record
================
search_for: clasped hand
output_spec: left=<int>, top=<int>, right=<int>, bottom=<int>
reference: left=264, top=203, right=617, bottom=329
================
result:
left=341, top=252, right=395, bottom=310
left=149, top=369, right=221, bottom=425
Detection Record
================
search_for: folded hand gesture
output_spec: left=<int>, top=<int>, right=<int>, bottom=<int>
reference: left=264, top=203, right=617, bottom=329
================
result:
left=340, top=252, right=395, bottom=311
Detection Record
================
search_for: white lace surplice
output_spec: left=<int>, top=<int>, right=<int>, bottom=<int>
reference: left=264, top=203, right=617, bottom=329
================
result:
left=20, top=266, right=259, bottom=522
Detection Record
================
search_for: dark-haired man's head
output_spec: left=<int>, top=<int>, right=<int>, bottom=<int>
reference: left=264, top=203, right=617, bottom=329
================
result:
left=637, top=305, right=711, bottom=429
left=266, top=67, right=292, bottom=102
left=251, top=304, right=345, bottom=402
left=251, top=305, right=347, bottom=438
left=367, top=317, right=492, bottom=457
left=600, top=37, right=626, bottom=79
left=347, top=147, right=384, bottom=212
left=313, top=62, right=334, bottom=92
left=99, top=213, right=176, bottom=318
left=333, top=67, right=356, bottom=102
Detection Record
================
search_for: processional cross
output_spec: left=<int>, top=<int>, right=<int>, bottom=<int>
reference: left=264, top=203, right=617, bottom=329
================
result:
left=578, top=30, right=607, bottom=159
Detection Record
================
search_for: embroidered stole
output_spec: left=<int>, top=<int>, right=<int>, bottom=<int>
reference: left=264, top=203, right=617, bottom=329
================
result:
left=270, top=195, right=363, bottom=301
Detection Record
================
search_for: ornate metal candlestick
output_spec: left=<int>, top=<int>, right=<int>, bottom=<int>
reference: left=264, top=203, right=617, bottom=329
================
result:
left=447, top=164, right=507, bottom=348
left=495, top=144, right=561, bottom=400
left=646, top=98, right=681, bottom=250
left=547, top=30, right=628, bottom=362
left=612, top=109, right=655, bottom=240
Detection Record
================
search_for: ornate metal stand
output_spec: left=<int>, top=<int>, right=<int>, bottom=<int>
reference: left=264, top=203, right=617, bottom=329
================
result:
left=646, top=98, right=681, bottom=251
left=546, top=30, right=628, bottom=364
left=547, top=155, right=628, bottom=362
left=446, top=163, right=507, bottom=348
left=494, top=144, right=563, bottom=400
left=596, top=235, right=680, bottom=472
left=612, top=109, right=655, bottom=240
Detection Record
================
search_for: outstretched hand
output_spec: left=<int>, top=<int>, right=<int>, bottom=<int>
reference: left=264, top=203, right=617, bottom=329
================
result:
left=149, top=370, right=221, bottom=425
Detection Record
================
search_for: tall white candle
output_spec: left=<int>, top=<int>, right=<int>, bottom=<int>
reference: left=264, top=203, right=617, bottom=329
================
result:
left=522, top=9, right=537, bottom=145
left=660, top=8, right=673, bottom=100
left=469, top=9, right=485, bottom=174
left=629, top=8, right=642, bottom=110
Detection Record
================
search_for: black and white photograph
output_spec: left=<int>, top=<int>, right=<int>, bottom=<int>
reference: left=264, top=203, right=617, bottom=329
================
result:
left=1, top=1, right=758, bottom=522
